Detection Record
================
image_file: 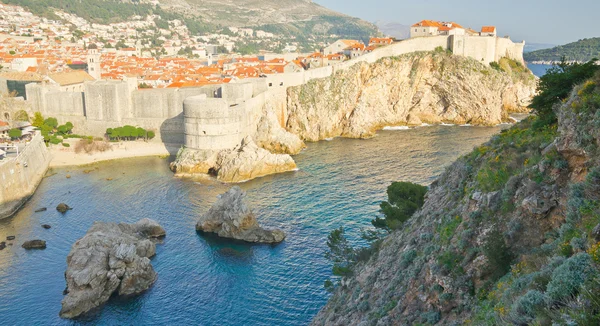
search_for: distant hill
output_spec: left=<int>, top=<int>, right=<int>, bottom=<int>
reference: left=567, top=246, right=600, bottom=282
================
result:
left=524, top=38, right=600, bottom=62
left=523, top=43, right=556, bottom=53
left=1, top=0, right=378, bottom=44
left=375, top=21, right=410, bottom=40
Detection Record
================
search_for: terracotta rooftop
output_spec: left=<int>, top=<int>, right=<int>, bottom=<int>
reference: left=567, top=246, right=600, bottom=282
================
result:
left=48, top=70, right=95, bottom=86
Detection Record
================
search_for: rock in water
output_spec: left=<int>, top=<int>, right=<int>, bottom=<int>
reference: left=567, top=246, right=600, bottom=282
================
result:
left=6, top=235, right=15, bottom=241
left=56, top=203, right=72, bottom=213
left=171, top=137, right=297, bottom=183
left=59, top=218, right=166, bottom=319
left=196, top=186, right=286, bottom=243
left=35, top=207, right=47, bottom=213
left=22, top=240, right=46, bottom=249
left=42, top=224, right=52, bottom=229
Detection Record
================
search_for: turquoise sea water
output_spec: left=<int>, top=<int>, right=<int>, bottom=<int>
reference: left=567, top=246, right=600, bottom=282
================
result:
left=0, top=125, right=504, bottom=325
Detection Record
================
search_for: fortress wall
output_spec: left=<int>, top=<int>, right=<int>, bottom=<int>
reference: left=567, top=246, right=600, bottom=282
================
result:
left=221, top=82, right=254, bottom=105
left=44, top=91, right=85, bottom=117
left=0, top=132, right=51, bottom=219
left=183, top=95, right=243, bottom=150
left=451, top=35, right=496, bottom=64
left=496, top=37, right=525, bottom=64
left=0, top=78, right=8, bottom=95
left=83, top=81, right=132, bottom=122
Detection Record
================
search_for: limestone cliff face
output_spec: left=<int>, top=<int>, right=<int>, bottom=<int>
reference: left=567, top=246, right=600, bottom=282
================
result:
left=287, top=52, right=536, bottom=141
left=311, top=79, right=600, bottom=325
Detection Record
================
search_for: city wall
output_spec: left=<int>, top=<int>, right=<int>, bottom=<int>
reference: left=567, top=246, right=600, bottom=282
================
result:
left=0, top=132, right=51, bottom=219
left=21, top=34, right=525, bottom=151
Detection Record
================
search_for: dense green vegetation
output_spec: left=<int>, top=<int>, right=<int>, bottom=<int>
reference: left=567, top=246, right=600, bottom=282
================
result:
left=524, top=38, right=600, bottom=62
left=32, top=112, right=82, bottom=145
left=106, top=126, right=155, bottom=141
left=530, top=59, right=600, bottom=126
left=3, top=0, right=213, bottom=34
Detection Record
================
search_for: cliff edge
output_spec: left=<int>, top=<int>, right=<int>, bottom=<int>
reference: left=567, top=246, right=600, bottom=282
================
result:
left=287, top=51, right=536, bottom=141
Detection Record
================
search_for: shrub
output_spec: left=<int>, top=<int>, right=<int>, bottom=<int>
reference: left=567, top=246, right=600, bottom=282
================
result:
left=546, top=253, right=594, bottom=303
left=371, top=182, right=428, bottom=231
left=511, top=290, right=549, bottom=322
left=483, top=228, right=514, bottom=279
left=490, top=61, right=502, bottom=71
left=61, top=142, right=70, bottom=147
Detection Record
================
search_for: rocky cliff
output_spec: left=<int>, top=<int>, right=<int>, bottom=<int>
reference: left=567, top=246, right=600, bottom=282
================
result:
left=287, top=52, right=536, bottom=141
left=312, top=74, right=600, bottom=324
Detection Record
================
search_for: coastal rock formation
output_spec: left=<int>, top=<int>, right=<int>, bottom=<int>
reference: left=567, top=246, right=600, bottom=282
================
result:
left=196, top=186, right=285, bottom=243
left=22, top=240, right=46, bottom=249
left=171, top=137, right=297, bottom=183
left=311, top=78, right=600, bottom=325
left=287, top=52, right=536, bottom=141
left=254, top=99, right=306, bottom=155
left=59, top=218, right=165, bottom=319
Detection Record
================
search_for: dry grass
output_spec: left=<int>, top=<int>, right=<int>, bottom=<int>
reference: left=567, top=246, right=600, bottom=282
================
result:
left=74, top=139, right=111, bottom=154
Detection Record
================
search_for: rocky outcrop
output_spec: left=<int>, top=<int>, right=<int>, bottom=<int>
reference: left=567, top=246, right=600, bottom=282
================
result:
left=59, top=218, right=165, bottom=319
left=171, top=137, right=297, bottom=183
left=287, top=51, right=536, bottom=141
left=22, top=240, right=46, bottom=249
left=196, top=186, right=285, bottom=243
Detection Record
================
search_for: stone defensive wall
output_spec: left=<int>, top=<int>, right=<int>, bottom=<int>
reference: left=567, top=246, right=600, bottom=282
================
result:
left=26, top=80, right=221, bottom=145
left=0, top=132, right=51, bottom=219
left=263, top=35, right=525, bottom=89
left=19, top=34, right=524, bottom=154
left=183, top=80, right=271, bottom=151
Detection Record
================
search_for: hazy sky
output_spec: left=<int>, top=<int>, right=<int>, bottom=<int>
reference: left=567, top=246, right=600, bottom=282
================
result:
left=314, top=0, right=599, bottom=45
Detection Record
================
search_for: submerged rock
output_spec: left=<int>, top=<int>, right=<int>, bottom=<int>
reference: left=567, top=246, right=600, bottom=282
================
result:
left=22, top=240, right=46, bottom=249
left=56, top=203, right=72, bottom=213
left=196, top=186, right=285, bottom=243
left=59, top=218, right=165, bottom=319
left=6, top=235, right=15, bottom=241
left=42, top=224, right=52, bottom=229
left=35, top=207, right=47, bottom=213
left=0, top=242, right=5, bottom=250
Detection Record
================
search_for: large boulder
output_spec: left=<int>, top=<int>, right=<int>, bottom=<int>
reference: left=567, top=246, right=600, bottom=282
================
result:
left=59, top=219, right=166, bottom=319
left=196, top=186, right=286, bottom=243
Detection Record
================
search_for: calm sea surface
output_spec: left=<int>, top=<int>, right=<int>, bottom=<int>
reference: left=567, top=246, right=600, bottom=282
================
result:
left=527, top=63, right=553, bottom=77
left=0, top=125, right=505, bottom=325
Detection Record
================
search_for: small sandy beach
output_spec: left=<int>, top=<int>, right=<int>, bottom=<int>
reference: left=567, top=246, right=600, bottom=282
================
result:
left=48, top=141, right=178, bottom=168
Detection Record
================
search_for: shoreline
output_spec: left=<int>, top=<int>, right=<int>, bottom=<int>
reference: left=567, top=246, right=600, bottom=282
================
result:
left=48, top=141, right=178, bottom=168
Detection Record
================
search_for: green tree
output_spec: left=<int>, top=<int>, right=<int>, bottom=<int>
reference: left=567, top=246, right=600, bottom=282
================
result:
left=32, top=112, right=44, bottom=128
left=136, top=127, right=146, bottom=140
left=325, top=227, right=355, bottom=278
left=43, top=117, right=58, bottom=129
left=371, top=182, right=428, bottom=231
left=8, top=128, right=22, bottom=139
left=530, top=58, right=600, bottom=127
